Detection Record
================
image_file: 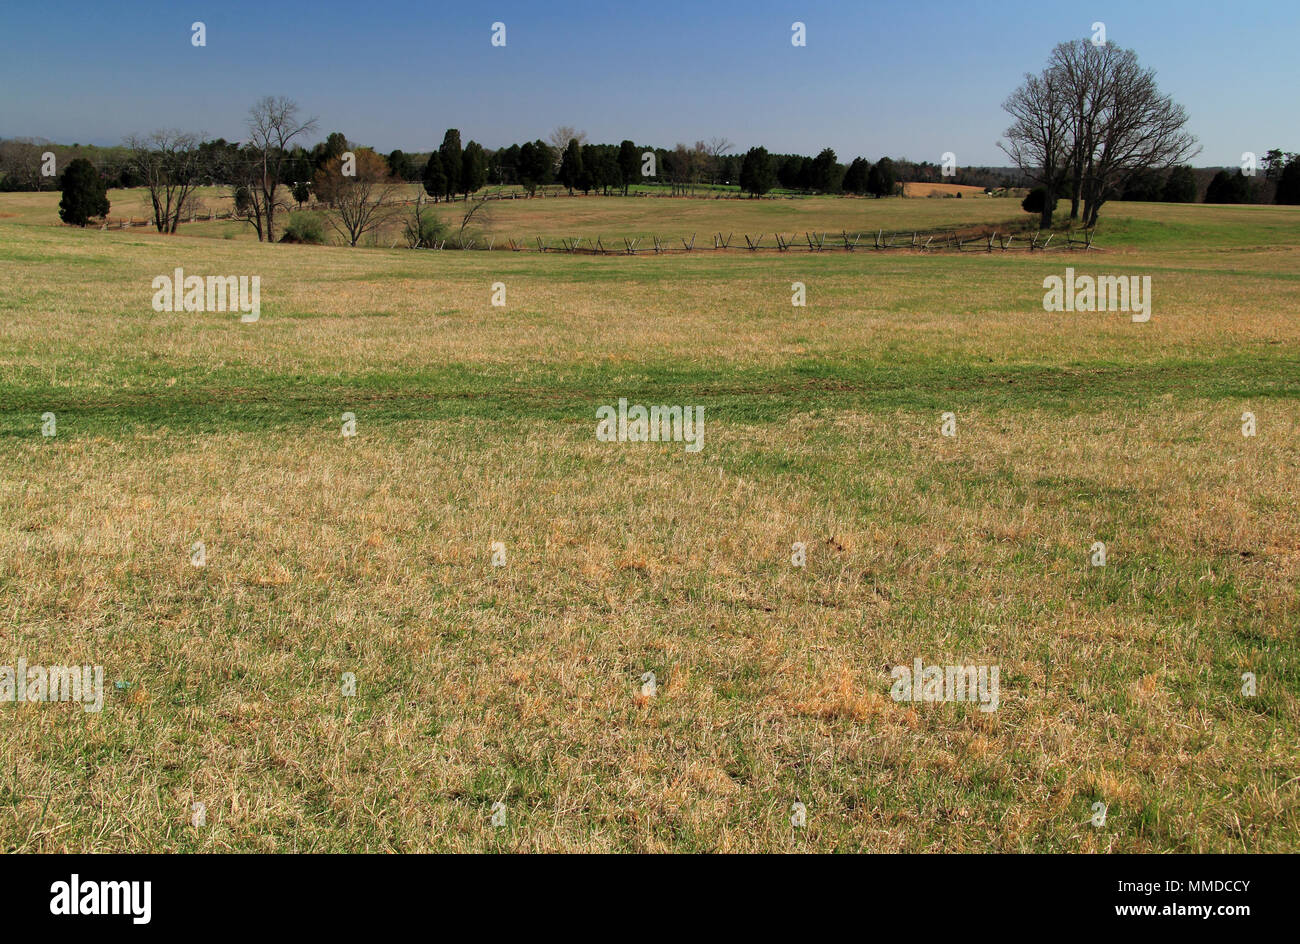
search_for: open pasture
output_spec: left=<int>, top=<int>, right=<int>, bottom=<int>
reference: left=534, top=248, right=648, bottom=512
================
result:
left=1, top=193, right=1297, bottom=852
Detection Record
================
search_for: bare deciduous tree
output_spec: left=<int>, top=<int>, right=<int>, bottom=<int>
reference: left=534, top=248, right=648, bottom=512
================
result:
left=664, top=143, right=709, bottom=196
left=1061, top=42, right=1198, bottom=226
left=226, top=148, right=267, bottom=241
left=999, top=69, right=1071, bottom=228
left=704, top=136, right=734, bottom=185
left=238, top=96, right=317, bottom=242
left=402, top=192, right=445, bottom=248
left=548, top=126, right=586, bottom=170
left=1050, top=39, right=1106, bottom=221
left=1002, top=40, right=1198, bottom=229
left=126, top=130, right=204, bottom=233
left=0, top=137, right=52, bottom=191
left=548, top=126, right=587, bottom=150
left=457, top=189, right=495, bottom=239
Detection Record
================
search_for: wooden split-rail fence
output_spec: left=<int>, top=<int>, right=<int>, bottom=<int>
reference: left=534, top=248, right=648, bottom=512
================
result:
left=80, top=199, right=1098, bottom=254
left=477, top=228, right=1097, bottom=255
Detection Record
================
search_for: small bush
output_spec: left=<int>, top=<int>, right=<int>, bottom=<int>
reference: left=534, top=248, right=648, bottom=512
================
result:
left=280, top=212, right=326, bottom=244
left=404, top=213, right=448, bottom=248
left=1021, top=186, right=1048, bottom=214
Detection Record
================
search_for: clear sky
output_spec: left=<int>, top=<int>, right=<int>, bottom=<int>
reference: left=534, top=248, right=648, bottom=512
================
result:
left=1, top=0, right=1295, bottom=166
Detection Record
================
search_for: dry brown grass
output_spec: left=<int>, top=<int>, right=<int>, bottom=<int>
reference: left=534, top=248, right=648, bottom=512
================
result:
left=1, top=193, right=1297, bottom=852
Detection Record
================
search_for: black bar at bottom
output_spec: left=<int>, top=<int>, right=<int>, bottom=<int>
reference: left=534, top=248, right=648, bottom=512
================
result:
left=0, top=853, right=1274, bottom=931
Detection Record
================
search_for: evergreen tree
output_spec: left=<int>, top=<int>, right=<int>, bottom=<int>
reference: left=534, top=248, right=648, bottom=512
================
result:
left=58, top=158, right=109, bottom=226
left=618, top=140, right=639, bottom=194
left=1161, top=165, right=1198, bottom=203
left=422, top=151, right=446, bottom=201
left=739, top=146, right=775, bottom=196
left=461, top=141, right=487, bottom=195
left=1205, top=168, right=1251, bottom=204
left=312, top=131, right=348, bottom=171
left=842, top=157, right=871, bottom=194
left=518, top=140, right=554, bottom=195
left=387, top=149, right=413, bottom=181
left=1275, top=157, right=1300, bottom=205
left=558, top=138, right=583, bottom=193
left=867, top=157, right=897, bottom=197
left=439, top=129, right=462, bottom=199
left=810, top=148, right=839, bottom=192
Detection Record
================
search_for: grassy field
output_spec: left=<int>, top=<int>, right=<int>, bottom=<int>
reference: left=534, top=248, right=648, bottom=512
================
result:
left=2, top=185, right=1032, bottom=245
left=1, top=191, right=1298, bottom=852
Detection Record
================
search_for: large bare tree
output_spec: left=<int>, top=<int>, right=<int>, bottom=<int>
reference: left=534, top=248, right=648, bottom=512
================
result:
left=999, top=68, right=1071, bottom=228
left=704, top=136, right=734, bottom=185
left=1050, top=40, right=1107, bottom=221
left=1065, top=42, right=1198, bottom=226
left=126, top=130, right=204, bottom=233
left=1002, top=40, right=1198, bottom=229
left=238, top=96, right=317, bottom=242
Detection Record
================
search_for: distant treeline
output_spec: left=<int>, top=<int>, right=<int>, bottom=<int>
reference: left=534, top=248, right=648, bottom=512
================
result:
left=1116, top=158, right=1300, bottom=205
left=0, top=130, right=1020, bottom=197
left=8, top=130, right=1297, bottom=209
left=1022, top=156, right=1300, bottom=207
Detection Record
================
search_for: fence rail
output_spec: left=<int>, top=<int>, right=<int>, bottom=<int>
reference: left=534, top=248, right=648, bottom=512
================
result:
left=479, top=227, right=1097, bottom=254
left=80, top=213, right=1098, bottom=253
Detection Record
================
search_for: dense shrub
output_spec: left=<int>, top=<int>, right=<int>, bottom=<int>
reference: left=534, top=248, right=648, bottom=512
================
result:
left=404, top=213, right=448, bottom=248
left=1021, top=186, right=1049, bottom=214
left=279, top=211, right=326, bottom=244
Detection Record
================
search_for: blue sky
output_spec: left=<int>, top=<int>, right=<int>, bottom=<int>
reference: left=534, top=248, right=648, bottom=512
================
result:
left=1, top=0, right=1295, bottom=165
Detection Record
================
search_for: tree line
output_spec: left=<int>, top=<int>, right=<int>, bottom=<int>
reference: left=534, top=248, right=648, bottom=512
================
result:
left=37, top=47, right=1300, bottom=237
left=1020, top=152, right=1300, bottom=214
left=19, top=100, right=1023, bottom=231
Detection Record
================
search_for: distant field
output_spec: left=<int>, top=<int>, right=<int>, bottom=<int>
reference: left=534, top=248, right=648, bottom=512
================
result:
left=4, top=185, right=1031, bottom=245
left=902, top=182, right=988, bottom=198
left=1, top=191, right=1297, bottom=852
left=10, top=185, right=1297, bottom=255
